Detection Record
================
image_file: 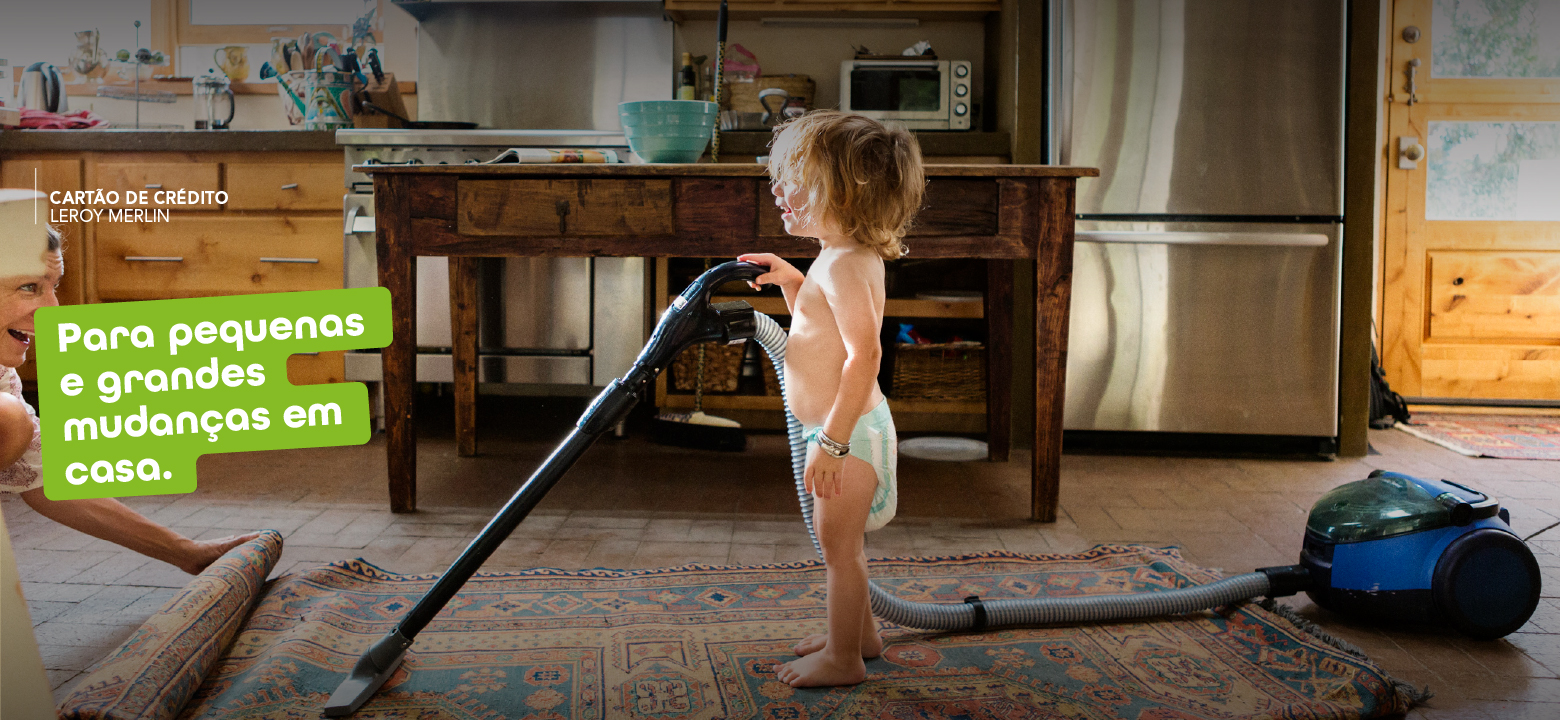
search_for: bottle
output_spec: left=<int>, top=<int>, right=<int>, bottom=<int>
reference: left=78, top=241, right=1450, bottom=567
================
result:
left=678, top=52, right=696, bottom=100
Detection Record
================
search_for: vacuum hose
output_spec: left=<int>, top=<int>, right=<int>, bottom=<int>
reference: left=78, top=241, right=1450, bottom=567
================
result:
left=750, top=312, right=1294, bottom=630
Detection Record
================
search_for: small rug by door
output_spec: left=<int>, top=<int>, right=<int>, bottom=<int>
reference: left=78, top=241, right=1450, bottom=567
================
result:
left=60, top=539, right=1416, bottom=719
left=1399, top=413, right=1560, bottom=460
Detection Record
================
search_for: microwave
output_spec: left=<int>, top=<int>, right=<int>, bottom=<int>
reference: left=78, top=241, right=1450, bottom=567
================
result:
left=839, top=59, right=972, bottom=131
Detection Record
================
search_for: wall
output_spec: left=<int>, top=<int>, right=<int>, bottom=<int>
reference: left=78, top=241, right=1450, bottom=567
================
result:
left=672, top=21, right=986, bottom=112
left=2, top=0, right=419, bottom=129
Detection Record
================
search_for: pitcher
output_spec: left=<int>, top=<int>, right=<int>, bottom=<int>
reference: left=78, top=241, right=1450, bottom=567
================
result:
left=214, top=46, right=249, bottom=82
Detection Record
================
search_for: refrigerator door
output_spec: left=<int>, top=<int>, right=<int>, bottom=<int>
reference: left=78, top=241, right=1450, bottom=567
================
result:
left=1059, top=0, right=1345, bottom=216
left=1064, top=222, right=1341, bottom=436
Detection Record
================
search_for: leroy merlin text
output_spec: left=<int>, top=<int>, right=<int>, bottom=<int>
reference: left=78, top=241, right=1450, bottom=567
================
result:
left=52, top=312, right=366, bottom=487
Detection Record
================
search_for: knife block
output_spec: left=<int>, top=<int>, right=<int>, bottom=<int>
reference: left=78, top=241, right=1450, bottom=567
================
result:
left=352, top=72, right=408, bottom=129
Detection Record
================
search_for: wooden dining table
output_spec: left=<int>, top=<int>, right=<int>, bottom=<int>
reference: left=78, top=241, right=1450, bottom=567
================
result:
left=364, top=162, right=1097, bottom=521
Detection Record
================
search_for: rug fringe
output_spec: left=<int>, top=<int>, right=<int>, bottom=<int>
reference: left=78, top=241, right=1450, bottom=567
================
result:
left=1258, top=598, right=1433, bottom=709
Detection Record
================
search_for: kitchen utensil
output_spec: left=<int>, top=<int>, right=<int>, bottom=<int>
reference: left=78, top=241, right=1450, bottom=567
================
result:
left=270, top=38, right=288, bottom=75
left=71, top=30, right=106, bottom=79
left=214, top=46, right=248, bottom=81
left=261, top=63, right=308, bottom=123
left=619, top=100, right=718, bottom=163
left=20, top=62, right=67, bottom=113
left=193, top=70, right=235, bottom=129
left=360, top=100, right=478, bottom=130
left=757, top=87, right=788, bottom=125
left=366, top=48, right=384, bottom=85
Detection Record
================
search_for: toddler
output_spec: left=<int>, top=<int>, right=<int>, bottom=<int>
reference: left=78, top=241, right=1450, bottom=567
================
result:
left=738, top=111, right=924, bottom=687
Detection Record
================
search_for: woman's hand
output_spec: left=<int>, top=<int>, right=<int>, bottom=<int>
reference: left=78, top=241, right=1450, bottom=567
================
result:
left=804, top=443, right=845, bottom=499
left=737, top=253, right=804, bottom=292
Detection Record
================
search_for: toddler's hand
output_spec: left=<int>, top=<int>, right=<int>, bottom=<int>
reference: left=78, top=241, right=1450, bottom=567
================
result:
left=738, top=253, right=804, bottom=292
left=804, top=443, right=844, bottom=499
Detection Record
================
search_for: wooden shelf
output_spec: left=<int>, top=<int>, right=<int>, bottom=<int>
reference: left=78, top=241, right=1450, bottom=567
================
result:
left=662, top=1, right=999, bottom=21
left=57, top=80, right=417, bottom=97
left=690, top=295, right=984, bottom=319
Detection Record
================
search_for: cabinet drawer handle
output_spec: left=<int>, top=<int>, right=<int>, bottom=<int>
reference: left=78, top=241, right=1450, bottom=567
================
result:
left=124, top=256, right=183, bottom=262
left=280, top=183, right=300, bottom=190
left=143, top=183, right=162, bottom=189
left=260, top=257, right=320, bottom=264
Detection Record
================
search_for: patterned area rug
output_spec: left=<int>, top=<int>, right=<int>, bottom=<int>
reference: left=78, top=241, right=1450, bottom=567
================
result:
left=1399, top=413, right=1560, bottom=460
left=62, top=540, right=1414, bottom=719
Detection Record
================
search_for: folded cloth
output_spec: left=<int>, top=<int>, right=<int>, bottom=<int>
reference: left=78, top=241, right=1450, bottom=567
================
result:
left=19, top=108, right=108, bottom=129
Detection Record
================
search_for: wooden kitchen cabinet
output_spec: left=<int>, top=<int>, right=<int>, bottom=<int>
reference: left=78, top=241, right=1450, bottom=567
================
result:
left=0, top=149, right=346, bottom=386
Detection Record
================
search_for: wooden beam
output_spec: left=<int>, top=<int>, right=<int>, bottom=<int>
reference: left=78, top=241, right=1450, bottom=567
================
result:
left=1338, top=0, right=1390, bottom=457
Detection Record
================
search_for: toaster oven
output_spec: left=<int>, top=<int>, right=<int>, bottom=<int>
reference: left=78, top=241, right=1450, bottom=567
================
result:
left=839, top=59, right=972, bottom=131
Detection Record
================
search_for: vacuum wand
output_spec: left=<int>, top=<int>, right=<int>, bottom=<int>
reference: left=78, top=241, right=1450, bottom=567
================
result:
left=325, top=262, right=766, bottom=717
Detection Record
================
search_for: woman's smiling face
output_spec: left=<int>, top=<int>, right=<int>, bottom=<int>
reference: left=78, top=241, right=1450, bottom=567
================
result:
left=1, top=251, right=63, bottom=368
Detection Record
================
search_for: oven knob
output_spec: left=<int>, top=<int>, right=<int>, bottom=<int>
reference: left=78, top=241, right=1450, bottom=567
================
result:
left=954, top=103, right=968, bottom=116
left=954, top=84, right=969, bottom=97
left=954, top=65, right=969, bottom=78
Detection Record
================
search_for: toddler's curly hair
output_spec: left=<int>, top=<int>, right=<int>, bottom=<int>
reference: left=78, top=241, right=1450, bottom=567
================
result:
left=768, top=111, right=924, bottom=260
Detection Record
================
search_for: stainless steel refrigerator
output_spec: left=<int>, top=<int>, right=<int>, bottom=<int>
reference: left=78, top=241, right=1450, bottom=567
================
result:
left=1051, top=0, right=1345, bottom=438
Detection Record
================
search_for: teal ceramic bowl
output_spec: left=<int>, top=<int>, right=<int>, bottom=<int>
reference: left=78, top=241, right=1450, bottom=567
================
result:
left=619, top=100, right=717, bottom=163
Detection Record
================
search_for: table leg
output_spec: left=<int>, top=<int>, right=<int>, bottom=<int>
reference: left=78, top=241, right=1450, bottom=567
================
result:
left=451, top=257, right=480, bottom=457
left=378, top=176, right=418, bottom=513
left=985, top=260, right=1013, bottom=462
left=1031, top=179, right=1077, bottom=523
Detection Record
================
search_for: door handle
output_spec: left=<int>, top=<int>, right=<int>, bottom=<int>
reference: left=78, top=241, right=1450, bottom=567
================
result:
left=260, top=257, right=320, bottom=264
left=1398, top=136, right=1425, bottom=170
left=144, top=183, right=162, bottom=189
left=1075, top=231, right=1328, bottom=247
left=124, top=256, right=183, bottom=262
left=280, top=183, right=300, bottom=190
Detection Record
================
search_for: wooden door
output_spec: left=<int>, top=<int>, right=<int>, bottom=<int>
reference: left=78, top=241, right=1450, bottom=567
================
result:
left=1381, top=0, right=1560, bottom=401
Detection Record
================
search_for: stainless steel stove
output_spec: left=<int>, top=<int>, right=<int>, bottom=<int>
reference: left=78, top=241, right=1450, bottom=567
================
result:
left=337, top=129, right=644, bottom=392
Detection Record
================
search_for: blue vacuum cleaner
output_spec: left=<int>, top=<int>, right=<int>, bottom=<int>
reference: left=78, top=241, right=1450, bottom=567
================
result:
left=324, top=262, right=1542, bottom=715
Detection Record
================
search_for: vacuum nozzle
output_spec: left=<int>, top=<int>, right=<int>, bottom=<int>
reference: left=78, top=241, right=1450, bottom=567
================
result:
left=324, top=629, right=412, bottom=716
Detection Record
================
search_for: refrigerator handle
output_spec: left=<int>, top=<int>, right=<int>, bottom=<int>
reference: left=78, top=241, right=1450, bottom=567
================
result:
left=1076, top=231, right=1329, bottom=247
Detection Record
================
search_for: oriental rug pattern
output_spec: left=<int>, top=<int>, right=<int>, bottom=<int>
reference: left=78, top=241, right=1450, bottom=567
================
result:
left=163, top=545, right=1409, bottom=719
left=1399, top=413, right=1560, bottom=460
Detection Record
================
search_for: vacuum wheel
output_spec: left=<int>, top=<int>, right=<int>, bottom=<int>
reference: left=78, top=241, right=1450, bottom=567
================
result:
left=1432, top=528, right=1542, bottom=640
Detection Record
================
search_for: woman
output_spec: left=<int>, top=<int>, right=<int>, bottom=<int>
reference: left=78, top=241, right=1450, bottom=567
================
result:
left=2, top=189, right=255, bottom=574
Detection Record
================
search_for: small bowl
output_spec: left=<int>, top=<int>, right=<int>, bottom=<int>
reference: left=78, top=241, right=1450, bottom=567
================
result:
left=619, top=100, right=717, bottom=163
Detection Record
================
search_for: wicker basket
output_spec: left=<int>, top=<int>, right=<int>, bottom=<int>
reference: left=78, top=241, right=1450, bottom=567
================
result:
left=723, top=75, right=814, bottom=114
left=890, top=343, right=986, bottom=402
left=760, top=351, right=782, bottom=396
left=671, top=341, right=746, bottom=393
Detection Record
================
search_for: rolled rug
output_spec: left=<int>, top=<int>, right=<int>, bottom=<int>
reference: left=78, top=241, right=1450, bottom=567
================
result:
left=57, top=530, right=283, bottom=720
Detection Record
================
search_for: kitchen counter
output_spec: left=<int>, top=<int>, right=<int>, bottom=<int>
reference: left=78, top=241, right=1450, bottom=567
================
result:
left=0, top=130, right=341, bottom=153
left=1, top=129, right=1010, bottom=157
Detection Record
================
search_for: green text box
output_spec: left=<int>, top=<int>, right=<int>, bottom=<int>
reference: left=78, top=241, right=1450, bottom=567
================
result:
left=35, top=288, right=391, bottom=500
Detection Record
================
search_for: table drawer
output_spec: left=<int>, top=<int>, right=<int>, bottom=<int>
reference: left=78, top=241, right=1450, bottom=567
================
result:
left=96, top=162, right=222, bottom=209
left=226, top=163, right=344, bottom=211
left=95, top=216, right=343, bottom=300
left=459, top=179, right=674, bottom=236
left=756, top=178, right=999, bottom=238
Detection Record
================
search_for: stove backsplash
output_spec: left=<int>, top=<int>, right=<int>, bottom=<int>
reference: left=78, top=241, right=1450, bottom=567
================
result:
left=416, top=3, right=674, bottom=129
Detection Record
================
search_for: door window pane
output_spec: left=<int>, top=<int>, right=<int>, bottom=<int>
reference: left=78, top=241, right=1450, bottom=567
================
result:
left=1427, top=122, right=1560, bottom=220
left=1432, top=0, right=1560, bottom=78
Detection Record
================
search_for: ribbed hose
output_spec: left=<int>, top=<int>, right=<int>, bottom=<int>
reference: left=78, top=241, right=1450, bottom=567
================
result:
left=750, top=312, right=1274, bottom=630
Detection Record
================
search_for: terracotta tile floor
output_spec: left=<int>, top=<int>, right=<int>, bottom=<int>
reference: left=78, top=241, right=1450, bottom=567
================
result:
left=6, top=396, right=1558, bottom=717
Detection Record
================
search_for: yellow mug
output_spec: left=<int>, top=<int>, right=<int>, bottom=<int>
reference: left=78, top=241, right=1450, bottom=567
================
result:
left=214, top=46, right=249, bottom=81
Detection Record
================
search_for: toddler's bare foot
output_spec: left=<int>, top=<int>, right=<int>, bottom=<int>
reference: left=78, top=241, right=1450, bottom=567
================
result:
left=775, top=651, right=866, bottom=688
left=177, top=532, right=261, bottom=574
left=794, top=632, right=883, bottom=659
